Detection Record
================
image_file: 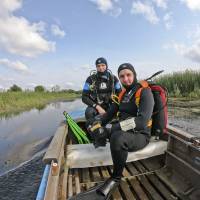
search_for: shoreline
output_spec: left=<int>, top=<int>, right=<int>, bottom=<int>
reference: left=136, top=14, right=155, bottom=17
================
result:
left=0, top=92, right=81, bottom=117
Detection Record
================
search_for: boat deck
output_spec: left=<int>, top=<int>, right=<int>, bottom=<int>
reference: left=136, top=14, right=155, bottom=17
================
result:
left=42, top=123, right=200, bottom=200
left=65, top=155, right=182, bottom=200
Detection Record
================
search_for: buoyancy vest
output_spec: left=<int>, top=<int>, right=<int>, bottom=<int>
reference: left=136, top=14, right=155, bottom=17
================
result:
left=118, top=80, right=168, bottom=140
left=90, top=72, right=115, bottom=105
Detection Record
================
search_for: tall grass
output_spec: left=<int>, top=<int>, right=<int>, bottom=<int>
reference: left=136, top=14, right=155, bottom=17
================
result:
left=155, top=69, right=200, bottom=98
left=0, top=91, right=80, bottom=115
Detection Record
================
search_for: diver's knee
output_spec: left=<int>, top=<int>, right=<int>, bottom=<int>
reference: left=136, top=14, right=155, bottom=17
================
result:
left=110, top=131, right=124, bottom=151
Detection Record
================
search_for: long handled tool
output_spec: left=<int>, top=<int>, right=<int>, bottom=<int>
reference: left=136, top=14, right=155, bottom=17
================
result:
left=63, top=111, right=90, bottom=144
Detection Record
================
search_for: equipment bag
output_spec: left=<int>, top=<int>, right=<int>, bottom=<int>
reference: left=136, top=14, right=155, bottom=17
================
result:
left=135, top=81, right=168, bottom=140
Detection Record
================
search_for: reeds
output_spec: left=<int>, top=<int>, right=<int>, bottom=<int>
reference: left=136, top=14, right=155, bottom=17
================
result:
left=155, top=69, right=200, bottom=98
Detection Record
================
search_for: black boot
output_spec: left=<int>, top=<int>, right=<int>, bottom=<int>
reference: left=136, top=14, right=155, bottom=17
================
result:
left=96, top=177, right=120, bottom=199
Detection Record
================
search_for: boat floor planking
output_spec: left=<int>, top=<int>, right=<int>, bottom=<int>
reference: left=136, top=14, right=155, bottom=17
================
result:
left=41, top=121, right=200, bottom=200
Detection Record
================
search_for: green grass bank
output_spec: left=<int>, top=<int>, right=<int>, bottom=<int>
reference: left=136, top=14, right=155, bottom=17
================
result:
left=0, top=91, right=81, bottom=115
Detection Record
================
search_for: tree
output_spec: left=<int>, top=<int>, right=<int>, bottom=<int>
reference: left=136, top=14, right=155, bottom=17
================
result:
left=51, top=85, right=60, bottom=92
left=35, top=85, right=45, bottom=92
left=9, top=84, right=22, bottom=92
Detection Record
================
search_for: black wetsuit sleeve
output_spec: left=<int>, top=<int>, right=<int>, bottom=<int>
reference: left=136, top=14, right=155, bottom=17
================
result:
left=134, top=88, right=154, bottom=131
left=114, top=76, right=122, bottom=95
left=101, top=103, right=119, bottom=125
left=82, top=77, right=96, bottom=107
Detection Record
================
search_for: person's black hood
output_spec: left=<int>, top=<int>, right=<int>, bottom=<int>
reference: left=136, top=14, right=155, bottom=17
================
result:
left=96, top=57, right=108, bottom=76
left=118, top=63, right=137, bottom=90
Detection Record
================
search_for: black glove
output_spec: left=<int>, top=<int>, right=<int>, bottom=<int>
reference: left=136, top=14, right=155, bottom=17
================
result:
left=88, top=121, right=107, bottom=148
left=105, top=123, right=121, bottom=138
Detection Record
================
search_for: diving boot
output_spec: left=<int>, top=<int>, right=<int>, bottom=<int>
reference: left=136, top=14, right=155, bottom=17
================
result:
left=68, top=178, right=120, bottom=200
left=96, top=177, right=120, bottom=199
left=68, top=183, right=105, bottom=200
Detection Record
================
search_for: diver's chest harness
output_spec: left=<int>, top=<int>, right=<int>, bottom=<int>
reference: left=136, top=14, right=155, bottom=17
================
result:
left=89, top=71, right=115, bottom=105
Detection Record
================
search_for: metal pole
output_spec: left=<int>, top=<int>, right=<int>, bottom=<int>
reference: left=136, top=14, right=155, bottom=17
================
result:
left=36, top=164, right=50, bottom=200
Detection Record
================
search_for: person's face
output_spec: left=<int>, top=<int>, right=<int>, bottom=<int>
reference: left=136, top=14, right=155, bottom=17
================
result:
left=96, top=64, right=107, bottom=73
left=119, top=69, right=134, bottom=86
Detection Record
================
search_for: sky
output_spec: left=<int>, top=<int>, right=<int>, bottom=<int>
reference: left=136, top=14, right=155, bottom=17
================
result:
left=0, top=0, right=200, bottom=91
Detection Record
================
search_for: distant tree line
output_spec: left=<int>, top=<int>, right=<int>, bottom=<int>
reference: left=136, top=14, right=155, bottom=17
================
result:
left=6, top=84, right=81, bottom=94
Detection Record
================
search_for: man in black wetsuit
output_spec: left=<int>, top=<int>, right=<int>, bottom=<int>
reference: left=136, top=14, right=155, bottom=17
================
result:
left=70, top=63, right=154, bottom=200
left=82, top=57, right=121, bottom=119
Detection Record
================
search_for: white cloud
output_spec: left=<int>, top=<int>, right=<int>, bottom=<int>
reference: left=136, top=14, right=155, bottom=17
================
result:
left=51, top=24, right=66, bottom=38
left=187, top=24, right=200, bottom=40
left=164, top=22, right=200, bottom=63
left=178, top=42, right=200, bottom=62
left=90, top=0, right=113, bottom=13
left=89, top=0, right=122, bottom=17
left=165, top=40, right=200, bottom=63
left=0, top=0, right=55, bottom=57
left=0, top=58, right=30, bottom=73
left=163, top=12, right=173, bottom=30
left=180, top=0, right=200, bottom=11
left=131, top=1, right=159, bottom=24
left=0, top=0, right=22, bottom=17
left=152, top=0, right=168, bottom=9
left=65, top=82, right=74, bottom=86
left=81, top=64, right=93, bottom=71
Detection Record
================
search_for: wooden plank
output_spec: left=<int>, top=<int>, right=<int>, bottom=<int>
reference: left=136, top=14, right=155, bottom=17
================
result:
left=133, top=162, right=164, bottom=200
left=167, top=125, right=194, bottom=141
left=90, top=167, right=103, bottom=182
left=82, top=168, right=90, bottom=183
left=147, top=174, right=175, bottom=200
left=44, top=123, right=67, bottom=200
left=101, top=166, right=110, bottom=180
left=44, top=140, right=65, bottom=200
left=60, top=164, right=69, bottom=200
left=122, top=166, right=131, bottom=177
left=155, top=167, right=188, bottom=199
left=140, top=155, right=165, bottom=171
left=43, top=124, right=67, bottom=164
left=126, top=163, right=140, bottom=176
left=120, top=180, right=136, bottom=200
left=111, top=188, right=122, bottom=200
left=128, top=177, right=149, bottom=200
left=67, top=140, right=167, bottom=168
left=137, top=175, right=164, bottom=200
left=141, top=157, right=176, bottom=200
left=74, top=169, right=81, bottom=194
left=137, top=160, right=176, bottom=200
left=68, top=172, right=73, bottom=198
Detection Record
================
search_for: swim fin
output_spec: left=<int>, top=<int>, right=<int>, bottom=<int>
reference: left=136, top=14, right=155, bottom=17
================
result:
left=68, top=178, right=120, bottom=200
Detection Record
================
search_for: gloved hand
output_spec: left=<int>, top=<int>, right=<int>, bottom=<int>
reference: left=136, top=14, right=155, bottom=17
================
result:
left=87, top=121, right=107, bottom=148
left=105, top=123, right=121, bottom=138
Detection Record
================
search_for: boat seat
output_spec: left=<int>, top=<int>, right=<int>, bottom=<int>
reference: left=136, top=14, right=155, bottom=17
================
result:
left=67, top=138, right=167, bottom=168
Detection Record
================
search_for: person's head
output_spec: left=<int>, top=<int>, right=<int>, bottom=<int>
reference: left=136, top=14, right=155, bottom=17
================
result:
left=118, top=63, right=137, bottom=88
left=95, top=57, right=107, bottom=73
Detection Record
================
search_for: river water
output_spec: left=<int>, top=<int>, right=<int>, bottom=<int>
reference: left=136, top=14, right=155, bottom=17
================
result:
left=0, top=98, right=199, bottom=200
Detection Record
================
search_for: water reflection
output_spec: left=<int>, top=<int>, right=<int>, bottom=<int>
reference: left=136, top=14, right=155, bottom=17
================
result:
left=0, top=98, right=86, bottom=175
left=168, top=106, right=200, bottom=136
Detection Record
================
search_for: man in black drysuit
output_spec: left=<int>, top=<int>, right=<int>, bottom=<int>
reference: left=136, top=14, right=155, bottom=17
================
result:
left=82, top=57, right=121, bottom=120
